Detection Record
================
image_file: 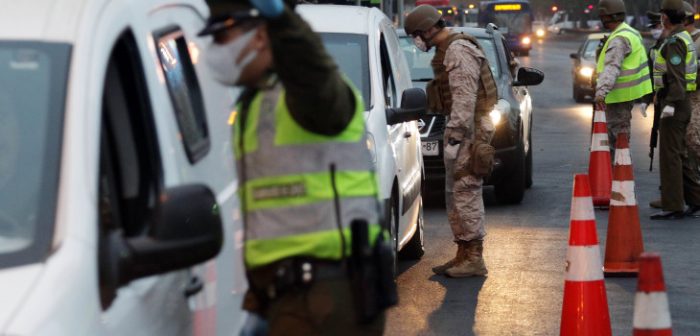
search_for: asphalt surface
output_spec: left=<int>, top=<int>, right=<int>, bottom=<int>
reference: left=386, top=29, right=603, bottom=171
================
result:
left=385, top=35, right=700, bottom=335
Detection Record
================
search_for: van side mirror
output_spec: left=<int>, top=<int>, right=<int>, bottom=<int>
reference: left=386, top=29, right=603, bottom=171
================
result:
left=570, top=53, right=580, bottom=60
left=513, top=67, right=545, bottom=87
left=386, top=88, right=427, bottom=125
left=103, top=184, right=223, bottom=288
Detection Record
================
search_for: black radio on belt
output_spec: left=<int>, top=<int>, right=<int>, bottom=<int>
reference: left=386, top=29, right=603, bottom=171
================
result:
left=349, top=219, right=398, bottom=324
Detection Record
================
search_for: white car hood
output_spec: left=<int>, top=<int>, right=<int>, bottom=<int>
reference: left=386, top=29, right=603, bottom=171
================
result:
left=0, top=263, right=43, bottom=332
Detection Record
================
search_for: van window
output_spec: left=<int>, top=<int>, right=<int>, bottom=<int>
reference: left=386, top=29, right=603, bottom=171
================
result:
left=98, top=31, right=162, bottom=308
left=379, top=34, right=398, bottom=107
left=155, top=28, right=210, bottom=163
left=319, top=33, right=371, bottom=109
left=0, top=41, right=69, bottom=269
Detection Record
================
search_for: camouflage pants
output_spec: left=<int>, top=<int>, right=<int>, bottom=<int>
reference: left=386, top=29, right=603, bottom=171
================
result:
left=686, top=89, right=700, bottom=157
left=605, top=101, right=633, bottom=149
left=444, top=117, right=494, bottom=242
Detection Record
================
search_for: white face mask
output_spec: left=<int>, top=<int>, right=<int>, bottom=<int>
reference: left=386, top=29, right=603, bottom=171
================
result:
left=651, top=28, right=663, bottom=40
left=205, top=29, right=258, bottom=86
left=413, top=36, right=429, bottom=52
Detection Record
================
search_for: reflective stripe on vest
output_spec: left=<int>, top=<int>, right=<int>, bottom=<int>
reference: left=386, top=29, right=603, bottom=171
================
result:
left=596, top=23, right=653, bottom=103
left=234, top=83, right=381, bottom=269
left=653, top=30, right=698, bottom=92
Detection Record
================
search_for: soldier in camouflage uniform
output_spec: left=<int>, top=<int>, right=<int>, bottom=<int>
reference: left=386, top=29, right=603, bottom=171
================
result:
left=594, top=0, right=653, bottom=150
left=683, top=1, right=700, bottom=160
left=405, top=5, right=498, bottom=278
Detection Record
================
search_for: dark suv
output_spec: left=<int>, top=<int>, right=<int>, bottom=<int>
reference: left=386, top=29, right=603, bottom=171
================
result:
left=399, top=25, right=544, bottom=204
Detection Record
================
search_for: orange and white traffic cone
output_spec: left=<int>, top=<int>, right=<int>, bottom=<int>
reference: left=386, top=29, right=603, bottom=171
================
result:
left=604, top=133, right=644, bottom=277
left=192, top=260, right=217, bottom=335
left=633, top=252, right=672, bottom=335
left=560, top=174, right=612, bottom=336
left=588, top=110, right=613, bottom=207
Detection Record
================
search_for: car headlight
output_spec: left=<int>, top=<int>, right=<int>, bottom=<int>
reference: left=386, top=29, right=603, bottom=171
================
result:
left=536, top=29, right=545, bottom=38
left=521, top=36, right=531, bottom=45
left=490, top=109, right=503, bottom=125
left=366, top=133, right=377, bottom=163
left=579, top=66, right=594, bottom=78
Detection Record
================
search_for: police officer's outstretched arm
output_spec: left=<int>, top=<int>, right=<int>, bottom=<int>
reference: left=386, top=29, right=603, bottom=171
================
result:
left=266, top=5, right=356, bottom=136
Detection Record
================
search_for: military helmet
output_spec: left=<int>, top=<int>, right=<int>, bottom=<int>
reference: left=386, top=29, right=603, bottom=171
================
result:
left=198, top=0, right=262, bottom=36
left=404, top=5, right=442, bottom=36
left=661, top=0, right=684, bottom=11
left=598, top=0, right=626, bottom=16
left=683, top=1, right=695, bottom=17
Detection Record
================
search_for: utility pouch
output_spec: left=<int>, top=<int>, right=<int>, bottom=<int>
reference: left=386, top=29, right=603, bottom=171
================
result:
left=467, top=142, right=496, bottom=178
left=426, top=79, right=445, bottom=114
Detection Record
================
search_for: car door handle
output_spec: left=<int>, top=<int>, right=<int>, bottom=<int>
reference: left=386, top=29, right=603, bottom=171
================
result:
left=404, top=131, right=412, bottom=138
left=184, top=275, right=204, bottom=298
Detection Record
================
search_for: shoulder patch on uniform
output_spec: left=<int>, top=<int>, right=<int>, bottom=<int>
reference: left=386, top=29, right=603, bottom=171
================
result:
left=670, top=54, right=682, bottom=65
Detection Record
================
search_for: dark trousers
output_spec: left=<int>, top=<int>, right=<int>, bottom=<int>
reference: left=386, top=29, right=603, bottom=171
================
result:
left=243, top=262, right=385, bottom=336
left=659, top=100, right=700, bottom=211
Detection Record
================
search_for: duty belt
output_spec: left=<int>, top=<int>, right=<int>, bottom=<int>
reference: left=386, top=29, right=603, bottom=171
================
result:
left=248, top=258, right=347, bottom=301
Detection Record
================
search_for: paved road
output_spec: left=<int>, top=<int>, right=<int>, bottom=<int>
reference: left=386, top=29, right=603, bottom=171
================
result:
left=385, top=35, right=700, bottom=335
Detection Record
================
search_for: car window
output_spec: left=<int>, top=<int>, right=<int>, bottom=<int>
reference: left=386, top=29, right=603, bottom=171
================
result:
left=0, top=41, right=69, bottom=269
left=319, top=33, right=371, bottom=109
left=399, top=35, right=500, bottom=81
left=380, top=34, right=398, bottom=107
left=582, top=39, right=600, bottom=60
left=155, top=28, right=210, bottom=163
left=98, top=30, right=163, bottom=308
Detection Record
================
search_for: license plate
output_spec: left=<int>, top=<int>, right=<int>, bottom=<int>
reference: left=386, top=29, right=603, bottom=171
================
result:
left=421, top=140, right=439, bottom=156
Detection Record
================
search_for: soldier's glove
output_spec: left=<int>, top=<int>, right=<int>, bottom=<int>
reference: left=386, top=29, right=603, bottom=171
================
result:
left=632, top=103, right=648, bottom=118
left=661, top=105, right=675, bottom=119
left=249, top=0, right=284, bottom=18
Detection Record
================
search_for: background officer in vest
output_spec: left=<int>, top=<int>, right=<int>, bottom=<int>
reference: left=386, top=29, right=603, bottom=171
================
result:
left=594, top=0, right=654, bottom=150
left=404, top=5, right=498, bottom=278
left=651, top=0, right=700, bottom=219
left=199, top=0, right=392, bottom=333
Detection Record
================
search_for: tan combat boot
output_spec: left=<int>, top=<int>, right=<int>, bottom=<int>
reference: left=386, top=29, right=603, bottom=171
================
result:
left=444, top=240, right=488, bottom=278
left=431, top=243, right=467, bottom=275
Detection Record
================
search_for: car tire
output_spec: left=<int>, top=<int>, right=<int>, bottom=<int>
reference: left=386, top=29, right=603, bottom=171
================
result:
left=525, top=124, right=533, bottom=189
left=399, top=199, right=425, bottom=260
left=495, top=141, right=526, bottom=204
left=387, top=192, right=399, bottom=277
left=573, top=85, right=586, bottom=103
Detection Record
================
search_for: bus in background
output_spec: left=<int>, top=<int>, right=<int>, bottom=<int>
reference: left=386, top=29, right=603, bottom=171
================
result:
left=416, top=0, right=460, bottom=26
left=478, top=0, right=533, bottom=56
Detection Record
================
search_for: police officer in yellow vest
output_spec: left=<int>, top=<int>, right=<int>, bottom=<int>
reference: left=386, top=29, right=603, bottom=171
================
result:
left=199, top=0, right=394, bottom=333
left=594, top=0, right=653, bottom=149
left=650, top=0, right=700, bottom=219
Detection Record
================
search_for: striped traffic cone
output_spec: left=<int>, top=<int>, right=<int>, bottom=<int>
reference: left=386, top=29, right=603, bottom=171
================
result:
left=633, top=252, right=672, bottom=335
left=604, top=133, right=644, bottom=277
left=588, top=110, right=613, bottom=207
left=192, top=260, right=217, bottom=335
left=560, top=174, right=612, bottom=336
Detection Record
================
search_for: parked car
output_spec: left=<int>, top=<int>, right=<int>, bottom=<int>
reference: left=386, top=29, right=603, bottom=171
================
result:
left=298, top=4, right=427, bottom=260
left=570, top=33, right=605, bottom=103
left=398, top=25, right=544, bottom=204
left=0, top=0, right=248, bottom=334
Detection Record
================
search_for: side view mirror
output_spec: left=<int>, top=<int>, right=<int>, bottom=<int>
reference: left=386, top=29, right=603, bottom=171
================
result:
left=386, top=88, right=427, bottom=125
left=103, top=184, right=223, bottom=288
left=513, top=67, right=545, bottom=87
left=570, top=52, right=580, bottom=60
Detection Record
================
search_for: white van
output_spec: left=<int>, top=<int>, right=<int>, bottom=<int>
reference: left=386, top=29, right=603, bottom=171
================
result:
left=298, top=5, right=427, bottom=261
left=0, top=0, right=247, bottom=334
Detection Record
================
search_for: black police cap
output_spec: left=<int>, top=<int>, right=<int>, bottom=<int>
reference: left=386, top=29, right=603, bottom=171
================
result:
left=198, top=0, right=262, bottom=36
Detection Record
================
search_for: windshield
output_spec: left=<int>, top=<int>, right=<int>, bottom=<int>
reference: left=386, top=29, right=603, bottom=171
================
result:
left=492, top=12, right=532, bottom=35
left=319, top=33, right=371, bottom=108
left=0, top=41, right=69, bottom=269
left=399, top=35, right=500, bottom=82
left=582, top=39, right=601, bottom=60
